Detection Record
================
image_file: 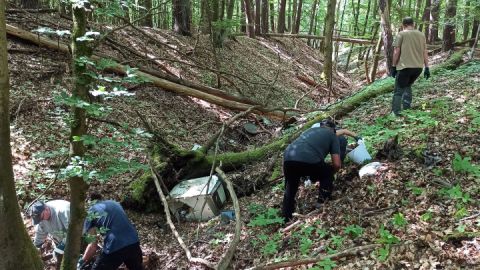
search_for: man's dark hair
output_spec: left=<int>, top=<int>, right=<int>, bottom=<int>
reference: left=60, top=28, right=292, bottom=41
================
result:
left=402, top=17, right=414, bottom=26
left=320, top=119, right=336, bottom=129
left=89, top=191, right=103, bottom=201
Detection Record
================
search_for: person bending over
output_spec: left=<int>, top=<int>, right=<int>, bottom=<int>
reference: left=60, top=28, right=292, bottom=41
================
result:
left=79, top=197, right=143, bottom=270
left=281, top=120, right=360, bottom=222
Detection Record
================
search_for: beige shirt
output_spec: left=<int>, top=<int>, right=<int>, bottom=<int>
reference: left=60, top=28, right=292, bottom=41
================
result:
left=393, top=29, right=426, bottom=70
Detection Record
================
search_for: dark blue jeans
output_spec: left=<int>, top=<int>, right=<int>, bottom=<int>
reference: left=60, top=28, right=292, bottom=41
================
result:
left=92, top=243, right=143, bottom=270
left=392, top=68, right=422, bottom=115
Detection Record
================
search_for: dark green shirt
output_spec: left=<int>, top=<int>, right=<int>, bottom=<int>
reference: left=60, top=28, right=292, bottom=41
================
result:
left=284, top=127, right=340, bottom=163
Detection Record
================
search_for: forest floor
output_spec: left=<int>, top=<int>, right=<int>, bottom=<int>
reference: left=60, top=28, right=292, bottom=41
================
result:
left=6, top=9, right=480, bottom=270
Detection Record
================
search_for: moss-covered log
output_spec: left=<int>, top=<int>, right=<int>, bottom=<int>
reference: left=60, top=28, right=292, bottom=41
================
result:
left=129, top=49, right=468, bottom=210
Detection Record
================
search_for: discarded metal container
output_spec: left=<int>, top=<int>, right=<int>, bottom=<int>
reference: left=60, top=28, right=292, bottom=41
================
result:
left=167, top=175, right=228, bottom=221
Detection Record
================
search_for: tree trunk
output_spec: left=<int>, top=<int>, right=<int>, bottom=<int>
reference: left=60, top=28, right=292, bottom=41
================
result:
left=442, top=0, right=457, bottom=51
left=0, top=2, right=43, bottom=269
left=428, top=0, right=440, bottom=44
left=463, top=0, right=471, bottom=41
left=292, top=0, right=303, bottom=34
left=241, top=0, right=247, bottom=32
left=61, top=5, right=91, bottom=270
left=419, top=0, right=431, bottom=35
left=334, top=0, right=347, bottom=63
left=288, top=0, right=294, bottom=32
left=270, top=2, right=275, bottom=32
left=370, top=34, right=383, bottom=83
left=278, top=0, right=287, bottom=33
left=471, top=3, right=480, bottom=47
left=244, top=0, right=256, bottom=37
left=255, top=0, right=261, bottom=35
left=173, top=0, right=192, bottom=35
left=307, top=0, right=318, bottom=45
left=261, top=0, right=269, bottom=34
left=324, top=0, right=337, bottom=92
left=143, top=0, right=153, bottom=27
left=379, top=0, right=394, bottom=74
left=21, top=0, right=39, bottom=8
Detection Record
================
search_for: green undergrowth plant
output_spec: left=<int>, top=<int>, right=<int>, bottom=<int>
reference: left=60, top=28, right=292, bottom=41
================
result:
left=452, top=153, right=480, bottom=177
left=289, top=222, right=329, bottom=256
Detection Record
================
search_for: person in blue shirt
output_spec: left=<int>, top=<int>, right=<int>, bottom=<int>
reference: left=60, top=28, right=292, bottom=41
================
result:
left=282, top=119, right=360, bottom=222
left=79, top=194, right=143, bottom=270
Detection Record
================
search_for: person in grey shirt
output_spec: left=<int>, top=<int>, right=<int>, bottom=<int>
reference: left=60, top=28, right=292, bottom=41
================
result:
left=282, top=119, right=360, bottom=222
left=29, top=200, right=70, bottom=269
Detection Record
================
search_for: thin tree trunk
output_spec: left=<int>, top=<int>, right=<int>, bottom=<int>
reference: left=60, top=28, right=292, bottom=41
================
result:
left=307, top=0, right=318, bottom=45
left=244, top=0, right=256, bottom=37
left=324, top=0, right=337, bottom=91
left=420, top=0, right=431, bottom=35
left=278, top=0, right=287, bottom=33
left=0, top=2, right=43, bottom=268
left=144, top=0, right=153, bottom=26
left=369, top=34, right=383, bottom=82
left=471, top=3, right=480, bottom=47
left=173, top=0, right=192, bottom=35
left=463, top=0, right=471, bottom=41
left=255, top=0, right=261, bottom=35
left=241, top=0, right=246, bottom=32
left=61, top=4, right=91, bottom=270
left=442, top=0, right=457, bottom=51
left=335, top=0, right=347, bottom=63
left=292, top=0, right=303, bottom=34
left=261, top=0, right=269, bottom=34
left=270, top=2, right=275, bottom=32
left=429, top=0, right=440, bottom=44
left=415, top=0, right=423, bottom=24
left=379, top=0, right=394, bottom=74
left=289, top=0, right=294, bottom=31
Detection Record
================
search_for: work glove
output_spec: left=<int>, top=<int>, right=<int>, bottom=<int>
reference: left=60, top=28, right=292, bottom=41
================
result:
left=354, top=136, right=363, bottom=142
left=424, top=67, right=430, bottom=79
left=390, top=66, right=397, bottom=78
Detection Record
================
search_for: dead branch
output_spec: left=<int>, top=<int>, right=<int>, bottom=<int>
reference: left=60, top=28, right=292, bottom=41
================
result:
left=235, top=33, right=376, bottom=45
left=247, top=243, right=382, bottom=270
left=361, top=206, right=398, bottom=217
left=6, top=8, right=57, bottom=13
left=469, top=25, right=480, bottom=60
left=215, top=167, right=242, bottom=270
left=149, top=160, right=215, bottom=269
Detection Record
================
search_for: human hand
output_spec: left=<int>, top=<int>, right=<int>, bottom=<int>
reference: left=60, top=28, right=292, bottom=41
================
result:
left=76, top=257, right=85, bottom=270
left=354, top=136, right=363, bottom=142
left=424, top=67, right=430, bottom=79
left=390, top=66, right=397, bottom=78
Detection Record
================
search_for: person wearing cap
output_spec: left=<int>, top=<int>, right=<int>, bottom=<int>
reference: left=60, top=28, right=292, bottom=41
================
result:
left=281, top=119, right=360, bottom=222
left=79, top=197, right=143, bottom=270
left=29, top=200, right=70, bottom=269
left=390, top=17, right=430, bottom=116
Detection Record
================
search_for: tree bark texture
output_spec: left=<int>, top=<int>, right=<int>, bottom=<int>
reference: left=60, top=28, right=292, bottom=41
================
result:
left=379, top=0, right=394, bottom=74
left=429, top=0, right=440, bottom=43
left=463, top=0, right=471, bottom=40
left=0, top=2, right=43, bottom=269
left=244, top=0, right=256, bottom=37
left=269, top=2, right=275, bottom=32
left=292, top=0, right=303, bottom=34
left=255, top=0, right=261, bottom=35
left=173, top=0, right=192, bottom=35
left=472, top=4, right=479, bottom=47
left=241, top=0, right=246, bottom=32
left=307, top=0, right=318, bottom=46
left=278, top=0, right=287, bottom=33
left=143, top=0, right=153, bottom=27
left=420, top=0, right=431, bottom=35
left=442, top=0, right=457, bottom=51
left=61, top=5, right=91, bottom=270
left=21, top=0, right=39, bottom=8
left=324, top=0, right=337, bottom=91
left=261, top=0, right=269, bottom=34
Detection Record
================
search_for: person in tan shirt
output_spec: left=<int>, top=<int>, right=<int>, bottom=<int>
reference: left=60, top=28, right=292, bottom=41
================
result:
left=391, top=17, right=430, bottom=116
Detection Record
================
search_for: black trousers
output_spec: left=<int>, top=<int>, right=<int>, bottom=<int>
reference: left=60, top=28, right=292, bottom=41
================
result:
left=281, top=136, right=347, bottom=222
left=92, top=242, right=143, bottom=270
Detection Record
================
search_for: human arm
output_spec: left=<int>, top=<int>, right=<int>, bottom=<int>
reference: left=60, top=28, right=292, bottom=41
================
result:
left=33, top=224, right=48, bottom=248
left=331, top=154, right=341, bottom=172
left=82, top=228, right=98, bottom=262
left=336, top=129, right=362, bottom=141
left=392, top=47, right=401, bottom=67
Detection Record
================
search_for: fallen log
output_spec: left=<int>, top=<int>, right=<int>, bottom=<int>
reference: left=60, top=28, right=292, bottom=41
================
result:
left=5, top=24, right=292, bottom=120
left=233, top=33, right=376, bottom=45
left=6, top=8, right=57, bottom=13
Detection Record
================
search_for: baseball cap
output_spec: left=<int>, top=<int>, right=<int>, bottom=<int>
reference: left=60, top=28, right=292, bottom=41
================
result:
left=29, top=201, right=46, bottom=225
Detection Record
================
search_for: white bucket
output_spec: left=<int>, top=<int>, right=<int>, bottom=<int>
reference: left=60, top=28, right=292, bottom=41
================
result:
left=347, top=140, right=372, bottom=164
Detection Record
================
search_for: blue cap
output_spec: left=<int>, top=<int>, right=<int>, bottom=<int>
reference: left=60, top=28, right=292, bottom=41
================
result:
left=29, top=201, right=46, bottom=225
